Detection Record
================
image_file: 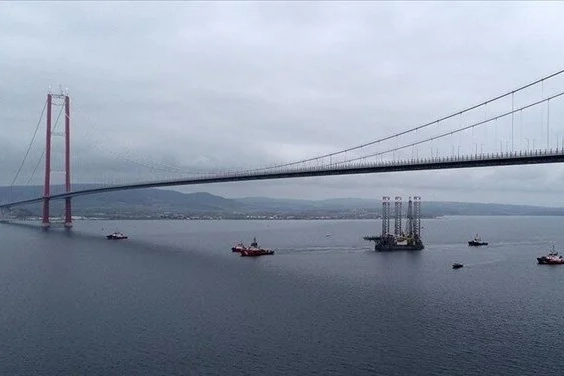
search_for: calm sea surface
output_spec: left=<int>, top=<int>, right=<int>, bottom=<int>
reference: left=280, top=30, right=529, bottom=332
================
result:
left=1, top=217, right=564, bottom=375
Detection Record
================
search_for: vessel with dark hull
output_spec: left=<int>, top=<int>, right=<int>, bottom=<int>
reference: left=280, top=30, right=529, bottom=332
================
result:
left=452, top=263, right=464, bottom=269
left=468, top=234, right=488, bottom=246
left=537, top=248, right=564, bottom=265
left=106, top=232, right=128, bottom=240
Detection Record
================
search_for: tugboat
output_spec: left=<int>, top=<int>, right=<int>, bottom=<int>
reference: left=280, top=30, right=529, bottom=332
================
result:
left=107, top=231, right=128, bottom=240
left=468, top=234, right=488, bottom=246
left=240, top=237, right=274, bottom=257
left=452, top=263, right=464, bottom=269
left=537, top=247, right=564, bottom=265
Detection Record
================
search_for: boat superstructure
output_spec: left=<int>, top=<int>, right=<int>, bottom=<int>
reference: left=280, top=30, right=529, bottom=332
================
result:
left=364, top=196, right=424, bottom=251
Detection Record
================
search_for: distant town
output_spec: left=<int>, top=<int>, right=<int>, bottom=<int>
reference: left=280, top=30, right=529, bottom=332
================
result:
left=6, top=209, right=386, bottom=221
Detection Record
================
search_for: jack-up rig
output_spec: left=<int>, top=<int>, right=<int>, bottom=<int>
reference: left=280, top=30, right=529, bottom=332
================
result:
left=364, top=196, right=424, bottom=251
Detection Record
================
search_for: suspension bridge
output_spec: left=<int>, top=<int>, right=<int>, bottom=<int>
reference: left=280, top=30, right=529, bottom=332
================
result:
left=2, top=69, right=564, bottom=228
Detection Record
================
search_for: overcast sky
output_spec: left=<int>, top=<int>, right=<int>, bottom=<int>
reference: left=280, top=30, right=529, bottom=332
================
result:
left=2, top=1, right=564, bottom=206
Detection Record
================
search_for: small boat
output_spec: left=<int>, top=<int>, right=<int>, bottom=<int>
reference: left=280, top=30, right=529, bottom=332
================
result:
left=537, top=247, right=564, bottom=265
left=452, top=263, right=464, bottom=269
left=107, top=231, right=128, bottom=240
left=468, top=234, right=488, bottom=246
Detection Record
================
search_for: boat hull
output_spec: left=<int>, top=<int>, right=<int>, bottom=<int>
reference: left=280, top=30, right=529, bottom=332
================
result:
left=468, top=241, right=488, bottom=246
left=107, top=235, right=128, bottom=240
left=375, top=245, right=424, bottom=251
left=240, top=249, right=275, bottom=257
left=364, top=235, right=424, bottom=252
left=537, top=256, right=564, bottom=265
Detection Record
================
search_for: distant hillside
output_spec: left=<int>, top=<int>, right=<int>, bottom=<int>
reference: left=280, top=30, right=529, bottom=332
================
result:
left=422, top=201, right=564, bottom=216
left=235, top=197, right=564, bottom=216
left=2, top=185, right=564, bottom=219
left=237, top=197, right=381, bottom=212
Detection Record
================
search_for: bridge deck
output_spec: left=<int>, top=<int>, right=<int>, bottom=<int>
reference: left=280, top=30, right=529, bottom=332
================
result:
left=1, top=149, right=563, bottom=208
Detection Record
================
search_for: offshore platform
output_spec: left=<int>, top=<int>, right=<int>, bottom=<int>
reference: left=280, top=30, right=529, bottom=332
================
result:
left=364, top=196, right=424, bottom=251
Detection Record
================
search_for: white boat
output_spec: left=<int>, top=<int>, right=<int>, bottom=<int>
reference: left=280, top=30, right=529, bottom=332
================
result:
left=106, top=232, right=128, bottom=240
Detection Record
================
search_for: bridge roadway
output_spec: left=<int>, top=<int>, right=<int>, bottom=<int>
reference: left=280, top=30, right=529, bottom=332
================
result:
left=2, top=149, right=564, bottom=209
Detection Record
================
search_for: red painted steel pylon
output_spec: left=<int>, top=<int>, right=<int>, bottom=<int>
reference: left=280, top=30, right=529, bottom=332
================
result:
left=64, top=95, right=72, bottom=228
left=42, top=93, right=52, bottom=227
left=42, top=92, right=72, bottom=228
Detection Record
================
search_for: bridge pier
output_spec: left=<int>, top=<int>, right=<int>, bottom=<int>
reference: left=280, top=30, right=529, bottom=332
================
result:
left=42, top=197, right=50, bottom=228
left=64, top=197, right=72, bottom=228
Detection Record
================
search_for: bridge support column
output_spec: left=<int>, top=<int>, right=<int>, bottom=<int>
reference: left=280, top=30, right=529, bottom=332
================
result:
left=64, top=94, right=72, bottom=228
left=42, top=93, right=52, bottom=228
left=64, top=198, right=72, bottom=228
left=42, top=198, right=50, bottom=228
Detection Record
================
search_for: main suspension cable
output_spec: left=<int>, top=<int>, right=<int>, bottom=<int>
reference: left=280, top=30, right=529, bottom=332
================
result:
left=330, top=91, right=564, bottom=166
left=246, top=68, right=564, bottom=173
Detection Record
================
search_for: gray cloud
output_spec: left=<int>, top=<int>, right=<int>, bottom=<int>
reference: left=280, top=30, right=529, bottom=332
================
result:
left=2, top=2, right=564, bottom=206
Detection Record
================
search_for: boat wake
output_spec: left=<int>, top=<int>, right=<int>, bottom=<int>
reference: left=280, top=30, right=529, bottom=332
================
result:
left=280, top=246, right=365, bottom=254
left=456, top=257, right=508, bottom=267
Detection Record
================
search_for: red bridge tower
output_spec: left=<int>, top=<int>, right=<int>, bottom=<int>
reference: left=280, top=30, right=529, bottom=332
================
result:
left=42, top=92, right=72, bottom=228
